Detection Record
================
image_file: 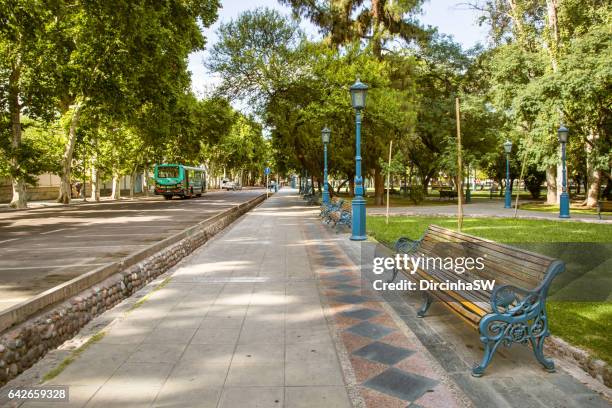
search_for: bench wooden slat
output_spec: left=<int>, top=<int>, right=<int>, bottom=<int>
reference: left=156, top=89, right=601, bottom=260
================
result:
left=417, top=267, right=494, bottom=307
left=418, top=239, right=544, bottom=290
left=423, top=225, right=554, bottom=287
left=427, top=225, right=554, bottom=267
left=421, top=234, right=549, bottom=277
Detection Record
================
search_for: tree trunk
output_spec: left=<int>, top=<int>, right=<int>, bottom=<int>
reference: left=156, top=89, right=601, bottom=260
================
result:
left=90, top=165, right=100, bottom=201
left=8, top=60, right=27, bottom=209
left=374, top=167, right=384, bottom=205
left=545, top=0, right=560, bottom=72
left=111, top=173, right=121, bottom=200
left=585, top=128, right=600, bottom=207
left=456, top=174, right=464, bottom=202
left=349, top=179, right=355, bottom=196
left=130, top=171, right=136, bottom=199
left=546, top=165, right=557, bottom=204
left=57, top=102, right=83, bottom=204
left=142, top=168, right=149, bottom=196
left=586, top=169, right=601, bottom=208
left=336, top=179, right=349, bottom=194
left=508, top=0, right=526, bottom=40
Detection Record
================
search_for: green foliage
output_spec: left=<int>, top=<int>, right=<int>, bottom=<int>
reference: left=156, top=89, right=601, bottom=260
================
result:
left=0, top=117, right=63, bottom=183
left=0, top=0, right=244, bottom=202
left=208, top=8, right=419, bottom=193
left=473, top=0, right=611, bottom=198
left=524, top=165, right=546, bottom=199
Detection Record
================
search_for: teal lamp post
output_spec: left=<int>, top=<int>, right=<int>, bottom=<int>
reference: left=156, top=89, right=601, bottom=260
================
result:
left=558, top=125, right=570, bottom=218
left=349, top=78, right=368, bottom=241
left=503, top=140, right=512, bottom=208
left=321, top=126, right=331, bottom=204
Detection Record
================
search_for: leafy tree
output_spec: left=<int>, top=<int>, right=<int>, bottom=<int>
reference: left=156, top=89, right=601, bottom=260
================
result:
left=49, top=0, right=221, bottom=203
left=0, top=1, right=58, bottom=207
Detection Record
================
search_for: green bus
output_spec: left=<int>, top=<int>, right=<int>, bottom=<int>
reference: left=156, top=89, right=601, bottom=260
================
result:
left=154, top=164, right=207, bottom=199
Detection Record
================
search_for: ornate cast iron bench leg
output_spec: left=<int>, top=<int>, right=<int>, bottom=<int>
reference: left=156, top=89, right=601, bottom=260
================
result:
left=530, top=333, right=555, bottom=373
left=387, top=266, right=399, bottom=284
left=416, top=291, right=432, bottom=318
left=472, top=336, right=501, bottom=377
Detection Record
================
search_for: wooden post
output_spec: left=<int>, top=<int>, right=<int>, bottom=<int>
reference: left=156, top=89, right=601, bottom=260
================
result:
left=386, top=140, right=393, bottom=225
left=514, top=138, right=531, bottom=218
left=455, top=98, right=463, bottom=231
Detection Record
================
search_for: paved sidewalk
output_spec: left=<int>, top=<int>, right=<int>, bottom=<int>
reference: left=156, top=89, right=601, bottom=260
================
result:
left=13, top=189, right=356, bottom=407
left=368, top=200, right=611, bottom=223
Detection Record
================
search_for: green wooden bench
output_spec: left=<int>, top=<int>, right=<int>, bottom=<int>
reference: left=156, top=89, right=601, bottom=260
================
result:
left=320, top=197, right=344, bottom=223
left=329, top=201, right=352, bottom=231
left=389, top=225, right=565, bottom=377
left=597, top=200, right=611, bottom=219
left=438, top=189, right=458, bottom=200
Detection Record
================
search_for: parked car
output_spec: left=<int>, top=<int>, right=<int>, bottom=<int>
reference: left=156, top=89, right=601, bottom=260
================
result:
left=221, top=179, right=241, bottom=191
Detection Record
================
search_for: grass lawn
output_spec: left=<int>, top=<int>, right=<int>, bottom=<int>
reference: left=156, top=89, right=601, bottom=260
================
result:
left=333, top=193, right=506, bottom=208
left=520, top=202, right=609, bottom=216
left=367, top=215, right=612, bottom=364
left=367, top=215, right=612, bottom=243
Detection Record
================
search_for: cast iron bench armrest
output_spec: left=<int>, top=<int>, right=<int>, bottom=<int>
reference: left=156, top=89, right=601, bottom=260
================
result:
left=394, top=237, right=421, bottom=254
left=388, top=236, right=422, bottom=283
left=490, top=284, right=540, bottom=315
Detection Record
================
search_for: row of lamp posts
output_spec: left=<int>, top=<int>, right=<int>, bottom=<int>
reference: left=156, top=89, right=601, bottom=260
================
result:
left=503, top=125, right=570, bottom=218
left=319, top=80, right=571, bottom=239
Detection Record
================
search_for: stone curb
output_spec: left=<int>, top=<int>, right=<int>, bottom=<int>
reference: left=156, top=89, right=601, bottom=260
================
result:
left=0, top=193, right=266, bottom=386
left=546, top=335, right=611, bottom=388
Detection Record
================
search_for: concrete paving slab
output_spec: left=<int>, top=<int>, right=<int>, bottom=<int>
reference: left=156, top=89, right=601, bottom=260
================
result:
left=285, top=386, right=352, bottom=408
left=218, top=386, right=284, bottom=408
left=152, top=386, right=221, bottom=408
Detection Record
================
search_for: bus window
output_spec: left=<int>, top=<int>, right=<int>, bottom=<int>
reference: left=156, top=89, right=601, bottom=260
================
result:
left=158, top=166, right=179, bottom=178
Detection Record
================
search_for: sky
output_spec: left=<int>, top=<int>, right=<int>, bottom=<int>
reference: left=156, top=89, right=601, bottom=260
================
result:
left=188, top=0, right=488, bottom=98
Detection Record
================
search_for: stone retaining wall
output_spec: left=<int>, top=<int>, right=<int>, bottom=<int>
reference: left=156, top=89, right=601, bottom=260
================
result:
left=0, top=194, right=266, bottom=386
left=546, top=335, right=611, bottom=388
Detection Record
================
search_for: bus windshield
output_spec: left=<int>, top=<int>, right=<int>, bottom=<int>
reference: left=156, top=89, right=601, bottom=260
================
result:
left=157, top=166, right=179, bottom=178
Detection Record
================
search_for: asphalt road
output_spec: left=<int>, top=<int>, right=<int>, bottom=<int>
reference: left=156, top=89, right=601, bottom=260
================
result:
left=0, top=189, right=264, bottom=312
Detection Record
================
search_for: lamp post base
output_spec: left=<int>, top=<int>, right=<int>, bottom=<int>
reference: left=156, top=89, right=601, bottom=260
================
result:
left=559, top=192, right=570, bottom=218
left=350, top=234, right=367, bottom=241
left=351, top=195, right=367, bottom=241
left=322, top=191, right=330, bottom=204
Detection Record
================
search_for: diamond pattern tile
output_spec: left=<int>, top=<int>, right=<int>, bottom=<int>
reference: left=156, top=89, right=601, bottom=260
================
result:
left=353, top=341, right=414, bottom=365
left=324, top=275, right=354, bottom=282
left=346, top=321, right=395, bottom=340
left=331, top=284, right=360, bottom=292
left=341, top=308, right=381, bottom=320
left=334, top=294, right=370, bottom=304
left=363, top=367, right=438, bottom=402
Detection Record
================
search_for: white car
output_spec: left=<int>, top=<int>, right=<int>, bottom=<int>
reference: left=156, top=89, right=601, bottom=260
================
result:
left=221, top=179, right=241, bottom=191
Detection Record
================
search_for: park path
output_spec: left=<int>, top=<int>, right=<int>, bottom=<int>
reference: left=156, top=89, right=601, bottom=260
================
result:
left=6, top=188, right=466, bottom=408
left=367, top=199, right=611, bottom=223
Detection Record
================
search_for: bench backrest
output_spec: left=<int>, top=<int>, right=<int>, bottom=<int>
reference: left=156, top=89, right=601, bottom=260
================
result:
left=600, top=200, right=612, bottom=211
left=418, top=225, right=557, bottom=290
